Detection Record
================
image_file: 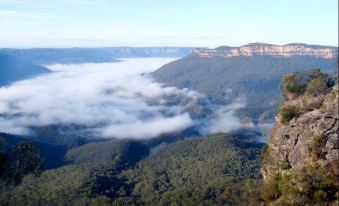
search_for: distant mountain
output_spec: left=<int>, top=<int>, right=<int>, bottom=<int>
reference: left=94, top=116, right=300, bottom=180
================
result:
left=0, top=54, right=50, bottom=86
left=0, top=47, right=193, bottom=64
left=152, top=43, right=338, bottom=122
left=193, top=43, right=338, bottom=58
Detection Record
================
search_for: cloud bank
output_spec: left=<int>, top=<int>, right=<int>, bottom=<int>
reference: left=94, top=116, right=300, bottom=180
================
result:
left=0, top=58, right=244, bottom=139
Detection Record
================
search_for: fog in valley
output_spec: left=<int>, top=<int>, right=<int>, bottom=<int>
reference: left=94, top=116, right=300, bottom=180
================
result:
left=0, top=58, right=245, bottom=139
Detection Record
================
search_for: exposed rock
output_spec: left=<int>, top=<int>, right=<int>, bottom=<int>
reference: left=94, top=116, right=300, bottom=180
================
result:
left=261, top=71, right=338, bottom=205
left=192, top=43, right=338, bottom=59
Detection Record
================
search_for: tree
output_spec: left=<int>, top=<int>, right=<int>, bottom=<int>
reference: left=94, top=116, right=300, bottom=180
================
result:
left=9, top=140, right=43, bottom=183
left=0, top=138, right=6, bottom=178
left=306, top=76, right=329, bottom=96
left=280, top=105, right=300, bottom=124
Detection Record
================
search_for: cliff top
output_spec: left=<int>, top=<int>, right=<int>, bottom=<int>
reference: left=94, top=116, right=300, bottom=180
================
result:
left=261, top=69, right=338, bottom=205
left=193, top=43, right=338, bottom=59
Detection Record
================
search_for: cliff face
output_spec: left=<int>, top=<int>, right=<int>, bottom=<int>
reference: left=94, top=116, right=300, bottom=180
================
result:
left=261, top=70, right=338, bottom=205
left=192, top=43, right=338, bottom=59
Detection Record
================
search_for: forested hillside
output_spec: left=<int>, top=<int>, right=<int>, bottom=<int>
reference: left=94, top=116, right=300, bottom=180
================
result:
left=152, top=55, right=337, bottom=122
left=0, top=132, right=264, bottom=206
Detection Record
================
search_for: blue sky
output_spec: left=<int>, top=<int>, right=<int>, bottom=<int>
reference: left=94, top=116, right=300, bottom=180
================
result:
left=0, top=0, right=337, bottom=48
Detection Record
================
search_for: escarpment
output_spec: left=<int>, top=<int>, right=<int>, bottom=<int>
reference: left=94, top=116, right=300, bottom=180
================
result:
left=192, top=43, right=338, bottom=59
left=261, top=69, right=338, bottom=205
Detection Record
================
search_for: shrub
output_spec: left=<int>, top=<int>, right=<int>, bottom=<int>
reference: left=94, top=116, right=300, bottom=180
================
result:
left=261, top=145, right=276, bottom=165
left=280, top=105, right=300, bottom=124
left=292, top=166, right=337, bottom=204
left=276, top=162, right=290, bottom=170
left=306, top=76, right=329, bottom=96
left=277, top=175, right=298, bottom=196
left=260, top=174, right=281, bottom=201
left=262, top=166, right=337, bottom=205
left=310, top=135, right=325, bottom=160
left=281, top=73, right=304, bottom=94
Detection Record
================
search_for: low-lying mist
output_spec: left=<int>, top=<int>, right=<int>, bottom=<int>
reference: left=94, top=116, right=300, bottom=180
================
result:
left=0, top=58, right=245, bottom=139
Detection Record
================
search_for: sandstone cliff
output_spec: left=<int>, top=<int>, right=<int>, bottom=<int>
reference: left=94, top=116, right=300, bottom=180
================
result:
left=261, top=69, right=338, bottom=205
left=192, top=43, right=338, bottom=59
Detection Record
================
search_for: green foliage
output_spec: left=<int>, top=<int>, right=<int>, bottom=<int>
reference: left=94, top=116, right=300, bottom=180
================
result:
left=261, top=145, right=274, bottom=164
left=260, top=174, right=281, bottom=201
left=262, top=166, right=338, bottom=205
left=126, top=133, right=264, bottom=205
left=153, top=55, right=336, bottom=121
left=280, top=105, right=300, bottom=124
left=65, top=139, right=149, bottom=166
left=310, top=135, right=325, bottom=160
left=0, top=138, right=6, bottom=179
left=283, top=166, right=337, bottom=205
left=0, top=133, right=265, bottom=206
left=306, top=76, right=329, bottom=96
left=281, top=73, right=304, bottom=93
left=9, top=140, right=43, bottom=183
left=276, top=162, right=291, bottom=170
left=0, top=139, right=43, bottom=185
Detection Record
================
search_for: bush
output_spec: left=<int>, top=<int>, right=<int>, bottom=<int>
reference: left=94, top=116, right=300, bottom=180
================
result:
left=306, top=76, right=329, bottom=96
left=280, top=105, right=300, bottom=124
left=310, top=135, right=325, bottom=160
left=291, top=166, right=337, bottom=204
left=261, top=145, right=275, bottom=164
left=262, top=166, right=337, bottom=205
left=260, top=174, right=281, bottom=201
left=281, top=73, right=304, bottom=94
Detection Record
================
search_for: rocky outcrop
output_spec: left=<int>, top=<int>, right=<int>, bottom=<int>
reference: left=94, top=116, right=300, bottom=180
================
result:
left=261, top=70, right=338, bottom=205
left=192, top=43, right=338, bottom=59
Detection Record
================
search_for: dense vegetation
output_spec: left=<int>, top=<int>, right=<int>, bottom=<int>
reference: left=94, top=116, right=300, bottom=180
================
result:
left=125, top=133, right=264, bottom=205
left=0, top=133, right=67, bottom=169
left=0, top=139, right=43, bottom=188
left=152, top=55, right=337, bottom=122
left=0, top=132, right=265, bottom=205
left=261, top=165, right=338, bottom=205
left=278, top=69, right=336, bottom=124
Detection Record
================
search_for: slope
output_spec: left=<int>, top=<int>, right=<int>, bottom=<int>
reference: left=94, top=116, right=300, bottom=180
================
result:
left=152, top=55, right=337, bottom=122
left=0, top=54, right=50, bottom=87
left=0, top=132, right=264, bottom=206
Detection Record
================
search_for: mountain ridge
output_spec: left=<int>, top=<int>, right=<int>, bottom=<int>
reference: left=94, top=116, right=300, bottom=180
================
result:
left=0, top=47, right=192, bottom=64
left=193, top=43, right=338, bottom=59
left=152, top=51, right=337, bottom=122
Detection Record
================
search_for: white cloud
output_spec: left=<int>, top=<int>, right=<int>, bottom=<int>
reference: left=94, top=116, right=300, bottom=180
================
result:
left=0, top=58, right=244, bottom=139
left=199, top=97, right=246, bottom=134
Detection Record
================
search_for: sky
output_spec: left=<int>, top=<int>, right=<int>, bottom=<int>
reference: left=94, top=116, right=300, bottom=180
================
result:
left=0, top=0, right=338, bottom=48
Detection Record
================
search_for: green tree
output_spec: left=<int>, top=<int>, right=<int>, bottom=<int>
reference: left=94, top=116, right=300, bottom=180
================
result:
left=9, top=140, right=43, bottom=183
left=306, top=76, right=329, bottom=96
left=280, top=73, right=304, bottom=94
left=0, top=138, right=6, bottom=178
left=280, top=105, right=300, bottom=124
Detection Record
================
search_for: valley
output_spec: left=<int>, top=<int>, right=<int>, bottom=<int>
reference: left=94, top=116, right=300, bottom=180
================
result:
left=0, top=44, right=338, bottom=206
